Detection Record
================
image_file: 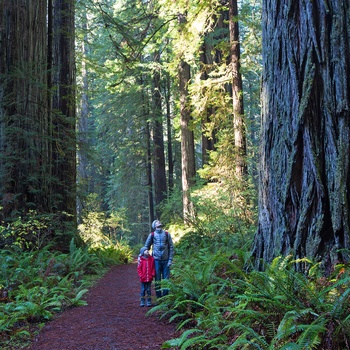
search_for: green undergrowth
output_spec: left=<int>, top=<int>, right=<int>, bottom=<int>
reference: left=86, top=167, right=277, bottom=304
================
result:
left=150, top=236, right=350, bottom=349
left=0, top=238, right=131, bottom=349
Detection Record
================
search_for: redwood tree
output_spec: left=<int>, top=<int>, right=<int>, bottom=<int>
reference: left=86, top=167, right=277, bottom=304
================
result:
left=228, top=0, right=247, bottom=177
left=51, top=0, right=77, bottom=222
left=178, top=12, right=196, bottom=222
left=252, top=0, right=350, bottom=273
left=0, top=1, right=76, bottom=248
left=0, top=1, right=48, bottom=217
left=179, top=57, right=196, bottom=221
left=152, top=50, right=167, bottom=218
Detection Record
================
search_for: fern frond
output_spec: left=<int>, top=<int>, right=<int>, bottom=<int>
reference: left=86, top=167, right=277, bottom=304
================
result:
left=224, top=322, right=269, bottom=349
left=330, top=284, right=350, bottom=318
left=176, top=317, right=195, bottom=331
left=275, top=309, right=319, bottom=340
left=278, top=342, right=301, bottom=350
left=296, top=318, right=326, bottom=349
left=180, top=333, right=207, bottom=349
left=161, top=329, right=203, bottom=349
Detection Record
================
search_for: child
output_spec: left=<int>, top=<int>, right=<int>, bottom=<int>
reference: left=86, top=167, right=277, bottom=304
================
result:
left=137, top=247, right=155, bottom=307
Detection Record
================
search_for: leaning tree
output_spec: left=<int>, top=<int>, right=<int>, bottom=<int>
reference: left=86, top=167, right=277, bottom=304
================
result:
left=252, top=0, right=350, bottom=273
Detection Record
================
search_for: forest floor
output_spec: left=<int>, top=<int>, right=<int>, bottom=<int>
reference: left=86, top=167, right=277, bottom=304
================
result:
left=24, top=260, right=178, bottom=350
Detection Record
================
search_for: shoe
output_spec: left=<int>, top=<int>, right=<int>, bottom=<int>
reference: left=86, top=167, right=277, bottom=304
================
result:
left=140, top=298, right=145, bottom=307
left=146, top=299, right=152, bottom=307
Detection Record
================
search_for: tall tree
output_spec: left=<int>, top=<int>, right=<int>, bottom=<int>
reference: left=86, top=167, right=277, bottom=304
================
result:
left=228, top=0, right=247, bottom=177
left=0, top=0, right=77, bottom=248
left=164, top=70, right=175, bottom=193
left=179, top=57, right=196, bottom=221
left=178, top=12, right=196, bottom=221
left=76, top=7, right=90, bottom=221
left=199, top=32, right=218, bottom=166
left=152, top=50, right=167, bottom=218
left=252, top=0, right=350, bottom=273
left=0, top=1, right=49, bottom=217
left=51, top=0, right=77, bottom=225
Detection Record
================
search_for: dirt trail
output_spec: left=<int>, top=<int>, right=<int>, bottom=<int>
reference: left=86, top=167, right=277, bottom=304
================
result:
left=25, top=261, right=177, bottom=350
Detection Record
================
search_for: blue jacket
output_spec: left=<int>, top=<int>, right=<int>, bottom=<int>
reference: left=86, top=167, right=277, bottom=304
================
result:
left=145, top=229, right=174, bottom=262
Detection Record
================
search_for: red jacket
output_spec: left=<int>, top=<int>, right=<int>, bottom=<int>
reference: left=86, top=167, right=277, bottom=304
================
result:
left=137, top=255, right=155, bottom=282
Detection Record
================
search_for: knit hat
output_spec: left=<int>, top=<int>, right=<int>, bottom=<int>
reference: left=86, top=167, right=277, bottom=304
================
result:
left=152, top=220, right=162, bottom=230
left=139, top=247, right=147, bottom=256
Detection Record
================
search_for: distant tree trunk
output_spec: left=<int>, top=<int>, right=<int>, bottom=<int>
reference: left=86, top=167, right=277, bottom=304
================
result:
left=139, top=73, right=155, bottom=226
left=0, top=0, right=49, bottom=218
left=152, top=51, right=167, bottom=218
left=177, top=12, right=196, bottom=222
left=252, top=0, right=350, bottom=274
left=228, top=0, right=247, bottom=177
left=51, top=0, right=77, bottom=226
left=199, top=8, right=230, bottom=166
left=165, top=72, right=174, bottom=192
left=200, top=42, right=216, bottom=166
left=77, top=11, right=90, bottom=223
left=179, top=59, right=196, bottom=221
left=146, top=120, right=155, bottom=225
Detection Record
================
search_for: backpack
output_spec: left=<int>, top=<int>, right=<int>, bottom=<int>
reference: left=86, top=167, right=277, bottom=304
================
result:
left=151, top=230, right=169, bottom=243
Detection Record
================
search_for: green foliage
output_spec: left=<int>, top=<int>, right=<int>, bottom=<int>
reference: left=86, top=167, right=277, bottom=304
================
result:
left=0, top=241, right=109, bottom=349
left=89, top=241, right=133, bottom=265
left=0, top=210, right=75, bottom=251
left=158, top=187, right=184, bottom=226
left=78, top=201, right=133, bottom=264
left=154, top=236, right=350, bottom=349
left=157, top=171, right=257, bottom=253
left=74, top=0, right=262, bottom=234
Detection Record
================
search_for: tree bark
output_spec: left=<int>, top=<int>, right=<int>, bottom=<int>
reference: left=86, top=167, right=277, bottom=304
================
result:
left=177, top=11, right=196, bottom=222
left=165, top=72, right=174, bottom=193
left=146, top=120, right=155, bottom=225
left=77, top=10, right=90, bottom=222
left=51, top=0, right=77, bottom=225
left=179, top=59, right=196, bottom=221
left=252, top=0, right=350, bottom=273
left=199, top=40, right=216, bottom=166
left=152, top=51, right=167, bottom=217
left=0, top=0, right=48, bottom=217
left=228, top=0, right=247, bottom=177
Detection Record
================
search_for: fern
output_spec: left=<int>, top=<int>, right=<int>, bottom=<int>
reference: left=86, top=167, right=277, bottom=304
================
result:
left=0, top=243, right=107, bottom=348
left=296, top=319, right=325, bottom=349
left=67, top=288, right=88, bottom=307
left=278, top=343, right=301, bottom=350
left=155, top=235, right=350, bottom=350
left=161, top=329, right=204, bottom=349
left=225, top=322, right=269, bottom=349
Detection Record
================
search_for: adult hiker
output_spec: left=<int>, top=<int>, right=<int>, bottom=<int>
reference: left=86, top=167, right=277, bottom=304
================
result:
left=144, top=220, right=174, bottom=298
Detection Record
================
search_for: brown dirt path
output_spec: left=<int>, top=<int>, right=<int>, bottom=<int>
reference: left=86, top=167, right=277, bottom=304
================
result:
left=25, top=261, right=177, bottom=350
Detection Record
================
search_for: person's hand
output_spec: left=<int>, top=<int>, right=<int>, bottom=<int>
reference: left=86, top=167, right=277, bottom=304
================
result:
left=167, top=260, right=172, bottom=267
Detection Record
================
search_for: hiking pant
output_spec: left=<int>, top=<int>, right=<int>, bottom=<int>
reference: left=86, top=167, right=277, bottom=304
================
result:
left=140, top=282, right=152, bottom=297
left=154, top=259, right=170, bottom=298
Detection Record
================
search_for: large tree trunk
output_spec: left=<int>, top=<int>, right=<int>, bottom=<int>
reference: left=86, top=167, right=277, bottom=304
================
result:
left=51, top=0, right=77, bottom=224
left=252, top=0, right=350, bottom=273
left=0, top=0, right=49, bottom=217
